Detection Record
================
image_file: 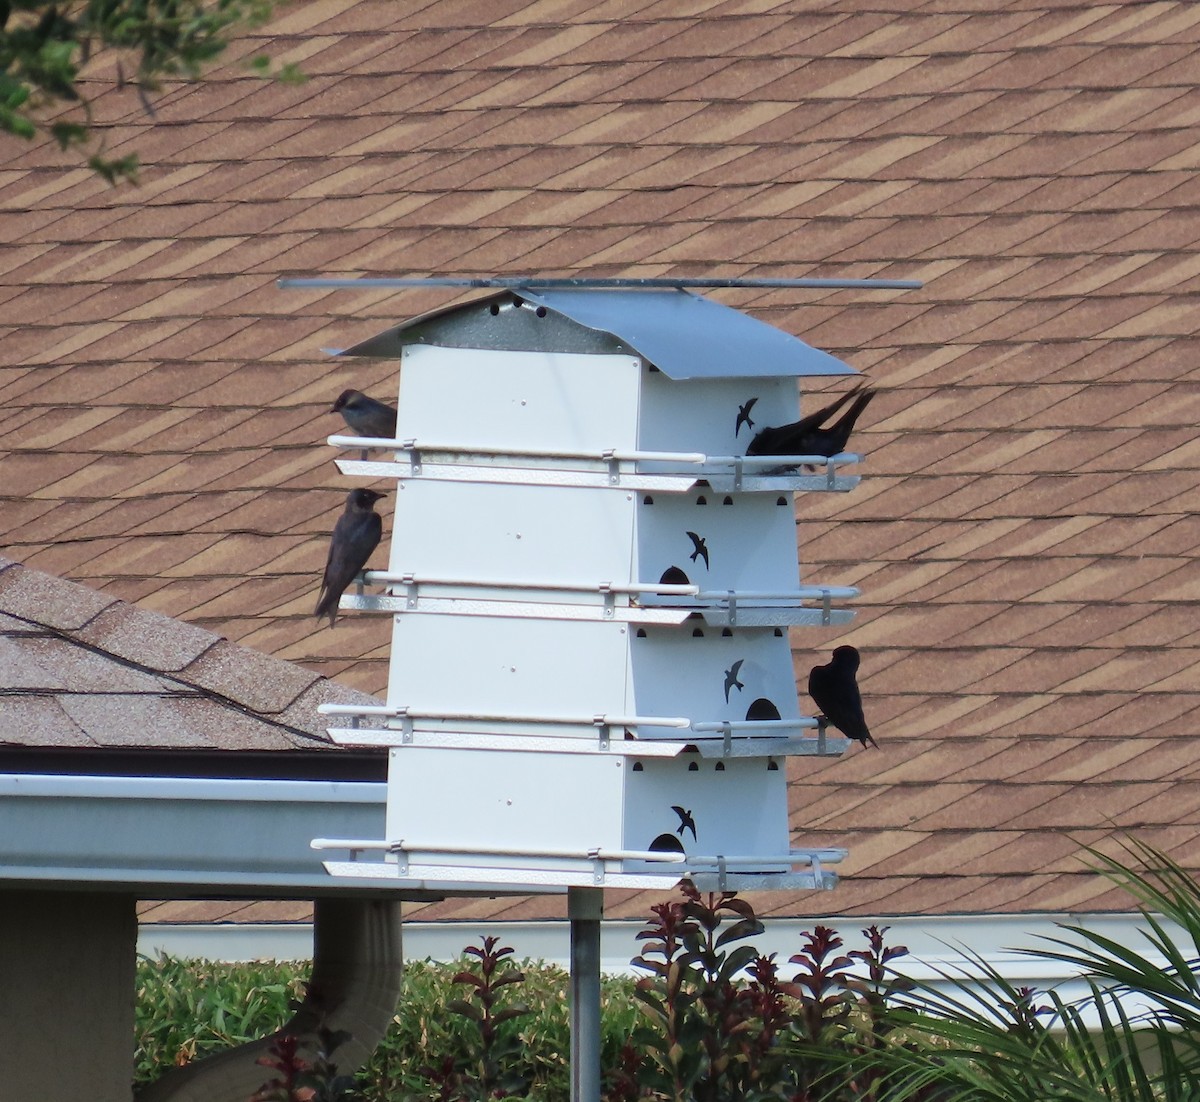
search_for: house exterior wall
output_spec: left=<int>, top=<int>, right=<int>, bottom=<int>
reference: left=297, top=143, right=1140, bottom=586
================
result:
left=0, top=889, right=136, bottom=1101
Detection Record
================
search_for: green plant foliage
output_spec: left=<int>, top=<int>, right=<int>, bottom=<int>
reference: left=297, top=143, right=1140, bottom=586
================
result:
left=250, top=1027, right=361, bottom=1102
left=134, top=953, right=305, bottom=1080
left=844, top=838, right=1200, bottom=1102
left=0, top=0, right=297, bottom=181
left=360, top=950, right=642, bottom=1101
left=136, top=844, right=1200, bottom=1102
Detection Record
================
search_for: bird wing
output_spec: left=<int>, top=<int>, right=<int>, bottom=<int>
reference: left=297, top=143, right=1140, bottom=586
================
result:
left=314, top=511, right=382, bottom=622
left=730, top=658, right=744, bottom=676
left=747, top=384, right=863, bottom=455
left=809, top=661, right=871, bottom=742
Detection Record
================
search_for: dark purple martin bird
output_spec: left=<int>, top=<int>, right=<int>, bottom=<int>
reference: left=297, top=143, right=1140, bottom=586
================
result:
left=331, top=389, right=398, bottom=439
left=808, top=645, right=877, bottom=748
left=746, top=384, right=876, bottom=463
left=314, top=488, right=387, bottom=628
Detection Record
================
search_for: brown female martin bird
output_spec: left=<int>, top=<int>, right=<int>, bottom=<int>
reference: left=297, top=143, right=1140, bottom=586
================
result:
left=331, top=389, right=398, bottom=439
left=314, top=488, right=387, bottom=628
left=808, top=645, right=877, bottom=748
left=745, top=383, right=876, bottom=462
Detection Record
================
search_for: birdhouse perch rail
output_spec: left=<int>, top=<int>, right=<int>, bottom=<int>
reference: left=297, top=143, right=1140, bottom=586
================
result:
left=309, top=836, right=845, bottom=872
left=309, top=837, right=686, bottom=863
left=328, top=435, right=708, bottom=464
left=362, top=570, right=699, bottom=597
left=327, top=434, right=861, bottom=473
left=318, top=702, right=691, bottom=729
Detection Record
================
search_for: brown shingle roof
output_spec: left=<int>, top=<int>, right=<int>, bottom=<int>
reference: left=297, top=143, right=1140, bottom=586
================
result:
left=0, top=555, right=380, bottom=751
left=5, top=0, right=1200, bottom=922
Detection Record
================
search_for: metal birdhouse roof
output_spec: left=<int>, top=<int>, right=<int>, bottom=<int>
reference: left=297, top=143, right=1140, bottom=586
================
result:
left=338, top=287, right=856, bottom=381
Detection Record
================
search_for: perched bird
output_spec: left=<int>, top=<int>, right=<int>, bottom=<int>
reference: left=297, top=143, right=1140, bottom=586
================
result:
left=735, top=397, right=758, bottom=437
left=723, top=658, right=745, bottom=703
left=331, top=389, right=398, bottom=439
left=686, top=531, right=710, bottom=570
left=808, top=645, right=877, bottom=748
left=314, top=488, right=387, bottom=628
left=746, top=384, right=876, bottom=464
left=671, top=805, right=698, bottom=841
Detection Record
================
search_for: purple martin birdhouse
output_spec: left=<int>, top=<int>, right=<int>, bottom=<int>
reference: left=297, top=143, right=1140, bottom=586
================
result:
left=316, top=286, right=867, bottom=892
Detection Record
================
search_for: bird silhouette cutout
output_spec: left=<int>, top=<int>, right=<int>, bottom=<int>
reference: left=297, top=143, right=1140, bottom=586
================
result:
left=331, top=389, right=398, bottom=439
left=723, top=658, right=745, bottom=703
left=671, top=805, right=698, bottom=841
left=808, top=644, right=877, bottom=748
left=314, top=488, right=387, bottom=628
left=745, top=697, right=781, bottom=721
left=735, top=396, right=758, bottom=436
left=746, top=384, right=876, bottom=468
left=686, top=531, right=710, bottom=570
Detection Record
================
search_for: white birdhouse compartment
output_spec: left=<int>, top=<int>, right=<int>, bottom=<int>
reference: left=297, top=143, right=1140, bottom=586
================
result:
left=383, top=746, right=794, bottom=884
left=395, top=344, right=642, bottom=459
left=385, top=479, right=637, bottom=593
left=386, top=615, right=631, bottom=725
left=636, top=491, right=801, bottom=596
left=630, top=626, right=802, bottom=736
left=637, top=370, right=800, bottom=460
left=622, top=755, right=791, bottom=874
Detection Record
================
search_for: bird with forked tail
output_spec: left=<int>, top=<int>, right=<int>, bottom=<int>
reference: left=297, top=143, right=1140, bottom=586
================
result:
left=746, top=384, right=876, bottom=468
left=314, top=488, right=387, bottom=628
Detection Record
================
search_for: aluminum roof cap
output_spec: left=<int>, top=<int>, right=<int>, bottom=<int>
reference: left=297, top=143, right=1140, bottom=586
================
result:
left=338, top=287, right=856, bottom=381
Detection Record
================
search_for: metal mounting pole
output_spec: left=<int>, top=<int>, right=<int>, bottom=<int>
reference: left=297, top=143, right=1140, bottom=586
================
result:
left=569, top=885, right=603, bottom=1102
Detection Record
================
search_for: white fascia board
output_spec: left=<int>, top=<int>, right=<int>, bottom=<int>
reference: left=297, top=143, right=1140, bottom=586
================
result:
left=142, top=911, right=1176, bottom=985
